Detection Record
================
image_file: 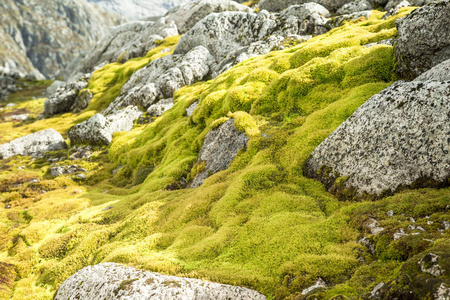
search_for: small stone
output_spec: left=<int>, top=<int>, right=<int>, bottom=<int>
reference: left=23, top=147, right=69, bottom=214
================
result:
left=365, top=218, right=384, bottom=235
left=186, top=101, right=198, bottom=117
left=416, top=226, right=426, bottom=232
left=73, top=174, right=87, bottom=180
left=408, top=225, right=416, bottom=230
left=301, top=278, right=327, bottom=295
left=370, top=282, right=385, bottom=299
left=358, top=237, right=376, bottom=255
left=410, top=217, right=416, bottom=223
left=394, top=228, right=408, bottom=240
left=443, top=221, right=450, bottom=230
left=278, top=46, right=285, bottom=50
left=386, top=210, right=394, bottom=217
left=5, top=204, right=11, bottom=209
left=102, top=205, right=113, bottom=211
left=427, top=221, right=434, bottom=225
left=419, top=253, right=444, bottom=276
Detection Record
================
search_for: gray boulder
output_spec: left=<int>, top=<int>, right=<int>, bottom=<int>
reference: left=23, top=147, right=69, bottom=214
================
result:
left=395, top=0, right=450, bottom=79
left=0, top=129, right=67, bottom=159
left=0, top=67, right=20, bottom=102
left=336, top=0, right=373, bottom=14
left=44, top=74, right=91, bottom=117
left=44, top=80, right=66, bottom=97
left=54, top=263, right=266, bottom=300
left=166, top=0, right=253, bottom=34
left=147, top=98, right=175, bottom=117
left=415, top=58, right=450, bottom=81
left=69, top=106, right=142, bottom=145
left=103, top=46, right=214, bottom=115
left=191, top=119, right=249, bottom=188
left=258, top=0, right=353, bottom=13
left=304, top=61, right=450, bottom=196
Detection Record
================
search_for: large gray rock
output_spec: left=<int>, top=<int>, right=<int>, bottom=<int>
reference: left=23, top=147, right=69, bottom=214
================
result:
left=166, top=0, right=253, bottom=34
left=415, top=58, right=450, bottom=81
left=395, top=0, right=450, bottom=79
left=44, top=80, right=66, bottom=97
left=191, top=119, right=249, bottom=188
left=304, top=62, right=450, bottom=196
left=54, top=263, right=266, bottom=300
left=44, top=74, right=91, bottom=116
left=62, top=19, right=179, bottom=81
left=384, top=0, right=434, bottom=10
left=0, top=67, right=20, bottom=102
left=103, top=46, right=214, bottom=115
left=69, top=106, right=142, bottom=145
left=258, top=0, right=353, bottom=13
left=0, top=129, right=67, bottom=159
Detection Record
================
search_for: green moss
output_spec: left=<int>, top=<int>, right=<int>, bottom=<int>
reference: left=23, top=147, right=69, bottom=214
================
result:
left=1, top=9, right=447, bottom=300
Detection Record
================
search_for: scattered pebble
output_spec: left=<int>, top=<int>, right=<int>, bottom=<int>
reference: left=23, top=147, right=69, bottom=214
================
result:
left=410, top=217, right=416, bottom=223
left=102, top=205, right=113, bottom=211
left=387, top=210, right=394, bottom=217
left=427, top=221, right=434, bottom=225
left=5, top=204, right=11, bottom=209
left=408, top=225, right=416, bottom=230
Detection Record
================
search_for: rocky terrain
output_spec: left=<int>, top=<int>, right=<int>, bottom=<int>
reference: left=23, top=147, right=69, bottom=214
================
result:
left=0, top=0, right=449, bottom=299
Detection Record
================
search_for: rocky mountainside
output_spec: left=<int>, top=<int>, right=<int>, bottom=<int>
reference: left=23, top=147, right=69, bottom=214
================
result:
left=86, top=0, right=194, bottom=20
left=0, top=0, right=449, bottom=299
left=0, top=0, right=121, bottom=79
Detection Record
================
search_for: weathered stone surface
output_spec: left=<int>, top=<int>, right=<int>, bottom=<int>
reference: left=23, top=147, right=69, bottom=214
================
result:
left=364, top=38, right=395, bottom=48
left=103, top=46, right=214, bottom=115
left=54, top=263, right=266, bottom=300
left=395, top=0, right=450, bottom=79
left=327, top=11, right=373, bottom=30
left=186, top=100, right=199, bottom=116
left=147, top=98, right=175, bottom=117
left=63, top=19, right=178, bottom=81
left=44, top=80, right=66, bottom=97
left=191, top=119, right=249, bottom=188
left=415, top=58, right=450, bottom=82
left=0, top=67, right=20, bottom=102
left=166, top=0, right=253, bottom=34
left=301, top=278, right=327, bottom=295
left=259, top=0, right=353, bottom=13
left=382, top=0, right=410, bottom=19
left=0, top=129, right=67, bottom=159
left=69, top=106, right=142, bottom=145
left=384, top=0, right=434, bottom=10
left=304, top=68, right=450, bottom=196
left=44, top=74, right=91, bottom=116
left=50, top=164, right=86, bottom=177
left=336, top=0, right=373, bottom=15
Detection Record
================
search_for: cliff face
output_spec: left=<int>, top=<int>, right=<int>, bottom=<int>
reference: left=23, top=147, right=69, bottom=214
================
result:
left=0, top=0, right=122, bottom=79
left=85, top=0, right=194, bottom=20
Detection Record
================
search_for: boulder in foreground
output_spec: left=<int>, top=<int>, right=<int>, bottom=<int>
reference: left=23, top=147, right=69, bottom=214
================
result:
left=304, top=60, right=450, bottom=197
left=54, top=263, right=266, bottom=300
left=0, top=129, right=67, bottom=159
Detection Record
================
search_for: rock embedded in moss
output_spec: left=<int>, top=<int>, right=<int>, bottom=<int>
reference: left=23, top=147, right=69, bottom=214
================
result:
left=0, top=129, right=67, bottom=159
left=259, top=0, right=353, bottom=13
left=69, top=106, right=142, bottom=145
left=54, top=263, right=266, bottom=300
left=336, top=0, right=373, bottom=15
left=191, top=119, right=249, bottom=187
left=395, top=0, right=450, bottom=79
left=304, top=61, right=450, bottom=196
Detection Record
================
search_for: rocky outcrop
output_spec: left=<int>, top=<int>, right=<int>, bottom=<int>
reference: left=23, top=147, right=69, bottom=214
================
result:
left=0, top=0, right=121, bottom=79
left=191, top=119, right=249, bottom=188
left=165, top=0, right=253, bottom=34
left=0, top=129, right=67, bottom=159
left=336, top=0, right=373, bottom=14
left=103, top=46, right=214, bottom=115
left=62, top=19, right=179, bottom=81
left=174, top=5, right=330, bottom=77
left=44, top=80, right=66, bottom=97
left=395, top=0, right=450, bottom=79
left=54, top=263, right=266, bottom=300
left=304, top=60, right=450, bottom=197
left=86, top=0, right=192, bottom=20
left=384, top=0, right=434, bottom=10
left=69, top=106, right=142, bottom=145
left=44, top=74, right=91, bottom=116
left=258, top=0, right=353, bottom=13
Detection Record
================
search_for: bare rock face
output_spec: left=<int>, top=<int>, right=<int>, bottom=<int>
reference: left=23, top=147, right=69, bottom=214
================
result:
left=395, top=0, right=450, bottom=79
left=304, top=60, right=450, bottom=197
left=336, top=0, right=373, bottom=14
left=69, top=106, right=142, bottom=145
left=0, top=68, right=20, bottom=102
left=166, top=0, right=253, bottom=34
left=0, top=129, right=67, bottom=159
left=191, top=119, right=249, bottom=188
left=54, top=263, right=266, bottom=300
left=44, top=74, right=91, bottom=117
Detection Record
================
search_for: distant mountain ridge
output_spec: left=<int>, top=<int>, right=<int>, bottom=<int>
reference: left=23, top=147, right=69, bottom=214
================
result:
left=0, top=0, right=122, bottom=79
left=85, top=0, right=194, bottom=20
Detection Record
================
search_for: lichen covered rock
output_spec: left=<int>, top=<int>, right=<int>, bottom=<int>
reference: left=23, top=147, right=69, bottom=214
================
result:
left=69, top=106, right=142, bottom=145
left=0, top=129, right=67, bottom=159
left=54, top=263, right=266, bottom=300
left=191, top=119, right=249, bottom=188
left=259, top=0, right=353, bottom=13
left=395, top=0, right=450, bottom=79
left=304, top=63, right=450, bottom=196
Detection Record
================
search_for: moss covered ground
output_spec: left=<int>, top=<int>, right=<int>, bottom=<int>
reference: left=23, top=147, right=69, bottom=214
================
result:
left=0, top=9, right=449, bottom=299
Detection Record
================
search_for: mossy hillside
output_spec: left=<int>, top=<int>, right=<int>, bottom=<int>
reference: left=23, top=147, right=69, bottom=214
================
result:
left=0, top=36, right=179, bottom=144
left=2, top=7, right=448, bottom=300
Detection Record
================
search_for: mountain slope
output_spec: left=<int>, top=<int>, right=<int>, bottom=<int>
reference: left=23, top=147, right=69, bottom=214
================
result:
left=0, top=0, right=122, bottom=79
